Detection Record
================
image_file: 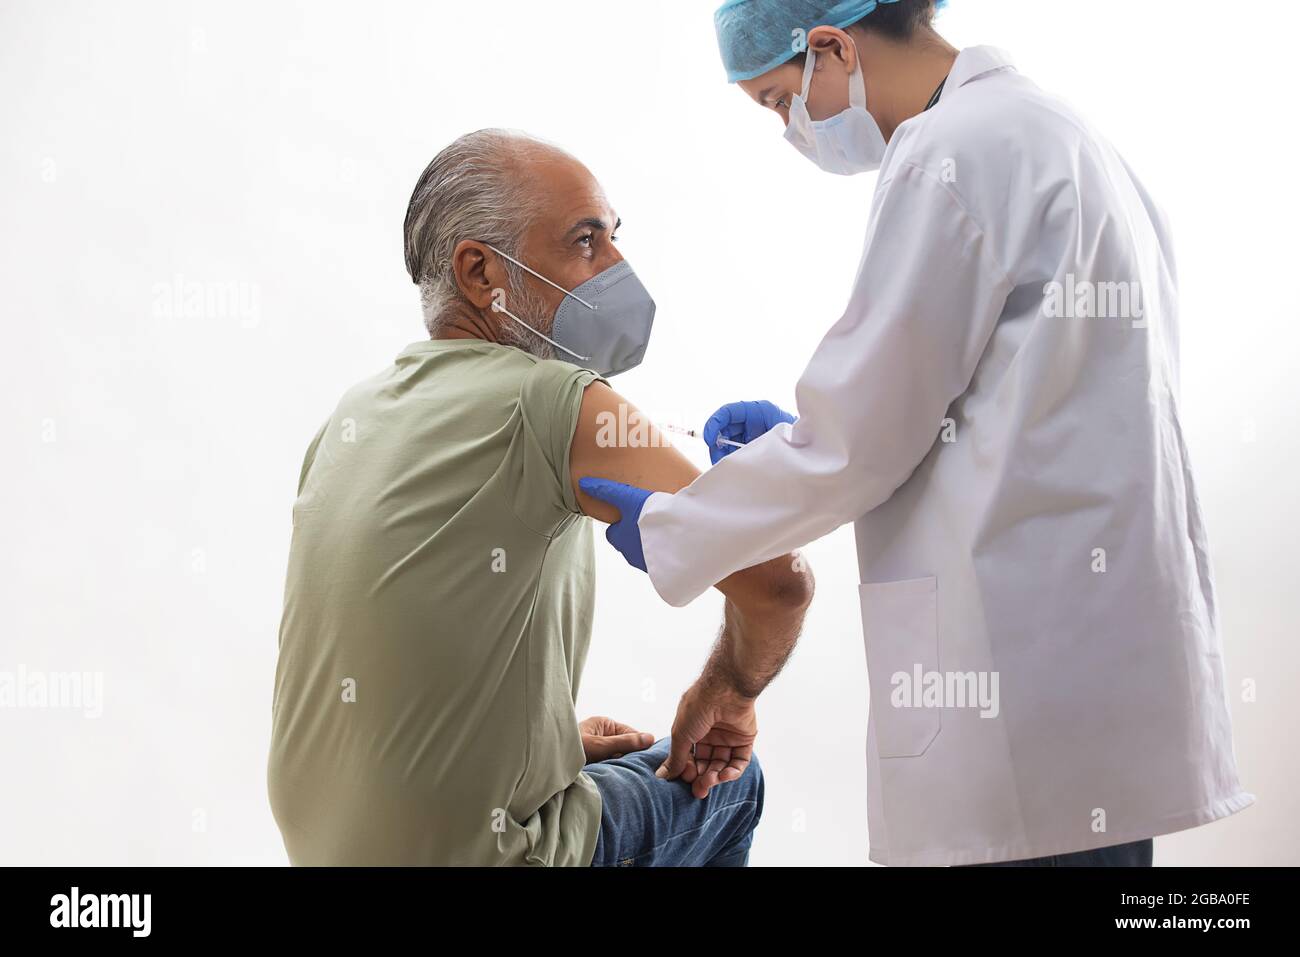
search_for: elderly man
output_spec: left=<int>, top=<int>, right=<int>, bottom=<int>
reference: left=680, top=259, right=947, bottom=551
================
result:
left=267, top=129, right=813, bottom=866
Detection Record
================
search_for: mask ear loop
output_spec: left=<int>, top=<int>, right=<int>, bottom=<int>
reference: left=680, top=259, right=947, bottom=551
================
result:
left=798, top=35, right=865, bottom=111
left=482, top=243, right=593, bottom=362
left=845, top=35, right=867, bottom=110
left=799, top=44, right=818, bottom=102
left=491, top=299, right=592, bottom=362
left=485, top=243, right=597, bottom=311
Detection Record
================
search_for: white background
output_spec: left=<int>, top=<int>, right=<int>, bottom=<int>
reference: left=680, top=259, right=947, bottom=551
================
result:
left=1, top=0, right=1296, bottom=865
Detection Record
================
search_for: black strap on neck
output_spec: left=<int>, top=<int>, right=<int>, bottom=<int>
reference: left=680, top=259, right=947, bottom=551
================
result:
left=924, top=74, right=949, bottom=111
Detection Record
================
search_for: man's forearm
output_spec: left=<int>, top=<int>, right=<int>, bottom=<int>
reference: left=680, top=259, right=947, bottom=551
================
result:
left=701, top=555, right=813, bottom=699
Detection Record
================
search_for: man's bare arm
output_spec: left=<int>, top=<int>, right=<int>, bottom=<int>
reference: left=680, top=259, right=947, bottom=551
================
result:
left=570, top=382, right=813, bottom=794
left=570, top=381, right=813, bottom=655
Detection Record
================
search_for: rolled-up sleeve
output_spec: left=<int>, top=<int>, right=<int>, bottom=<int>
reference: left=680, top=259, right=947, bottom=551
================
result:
left=517, top=359, right=607, bottom=522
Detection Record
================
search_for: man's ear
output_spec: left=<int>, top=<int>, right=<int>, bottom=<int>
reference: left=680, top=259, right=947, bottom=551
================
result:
left=806, top=25, right=857, bottom=73
left=451, top=239, right=502, bottom=311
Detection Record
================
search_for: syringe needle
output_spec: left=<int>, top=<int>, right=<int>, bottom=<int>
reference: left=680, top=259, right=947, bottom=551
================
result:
left=662, top=423, right=699, bottom=438
left=662, top=422, right=746, bottom=449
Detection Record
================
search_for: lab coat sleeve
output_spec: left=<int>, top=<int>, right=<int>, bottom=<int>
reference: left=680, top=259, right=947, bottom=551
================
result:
left=638, top=161, right=1014, bottom=606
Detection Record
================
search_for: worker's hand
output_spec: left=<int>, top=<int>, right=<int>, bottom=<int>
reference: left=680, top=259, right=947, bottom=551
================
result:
left=578, top=477, right=651, bottom=572
left=702, top=400, right=797, bottom=465
left=579, top=716, right=655, bottom=763
left=658, top=679, right=757, bottom=799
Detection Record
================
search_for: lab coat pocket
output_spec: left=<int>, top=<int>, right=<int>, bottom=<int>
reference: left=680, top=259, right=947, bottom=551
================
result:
left=858, top=576, right=941, bottom=759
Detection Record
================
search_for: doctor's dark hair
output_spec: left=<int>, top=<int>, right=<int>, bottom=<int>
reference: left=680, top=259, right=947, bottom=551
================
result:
left=403, top=129, right=546, bottom=336
left=852, top=0, right=938, bottom=40
left=787, top=0, right=939, bottom=70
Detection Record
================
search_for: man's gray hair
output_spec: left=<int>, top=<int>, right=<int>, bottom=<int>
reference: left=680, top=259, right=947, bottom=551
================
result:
left=403, top=128, right=550, bottom=335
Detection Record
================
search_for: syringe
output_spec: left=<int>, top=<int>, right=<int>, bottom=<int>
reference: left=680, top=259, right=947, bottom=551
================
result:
left=662, top=423, right=745, bottom=449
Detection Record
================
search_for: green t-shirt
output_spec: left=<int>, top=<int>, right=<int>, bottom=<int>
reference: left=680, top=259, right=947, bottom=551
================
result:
left=268, top=339, right=605, bottom=865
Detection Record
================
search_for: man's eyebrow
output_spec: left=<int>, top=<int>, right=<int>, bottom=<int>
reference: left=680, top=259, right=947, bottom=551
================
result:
left=567, top=217, right=607, bottom=235
left=757, top=85, right=775, bottom=106
left=566, top=216, right=621, bottom=236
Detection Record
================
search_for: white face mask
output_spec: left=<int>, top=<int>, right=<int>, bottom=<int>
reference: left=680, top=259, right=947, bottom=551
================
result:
left=783, top=38, right=888, bottom=176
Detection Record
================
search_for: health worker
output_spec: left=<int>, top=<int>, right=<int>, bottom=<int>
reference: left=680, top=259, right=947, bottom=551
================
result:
left=580, top=0, right=1254, bottom=866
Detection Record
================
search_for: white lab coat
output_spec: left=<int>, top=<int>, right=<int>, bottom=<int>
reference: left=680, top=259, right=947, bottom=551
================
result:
left=638, top=47, right=1253, bottom=865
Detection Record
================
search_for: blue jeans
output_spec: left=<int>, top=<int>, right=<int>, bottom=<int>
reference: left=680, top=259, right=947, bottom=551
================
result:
left=585, top=737, right=764, bottom=867
left=965, top=837, right=1154, bottom=867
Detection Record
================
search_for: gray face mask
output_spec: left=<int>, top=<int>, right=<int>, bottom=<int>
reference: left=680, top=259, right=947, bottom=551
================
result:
left=485, top=244, right=656, bottom=377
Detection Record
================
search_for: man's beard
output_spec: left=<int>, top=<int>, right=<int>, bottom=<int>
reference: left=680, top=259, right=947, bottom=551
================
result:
left=493, top=265, right=558, bottom=361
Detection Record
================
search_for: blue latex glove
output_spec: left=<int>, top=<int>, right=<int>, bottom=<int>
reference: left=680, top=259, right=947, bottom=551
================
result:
left=578, top=477, right=652, bottom=572
left=701, top=400, right=797, bottom=465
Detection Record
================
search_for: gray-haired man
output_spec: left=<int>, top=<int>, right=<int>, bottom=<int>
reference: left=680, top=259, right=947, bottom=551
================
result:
left=267, top=129, right=813, bottom=866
